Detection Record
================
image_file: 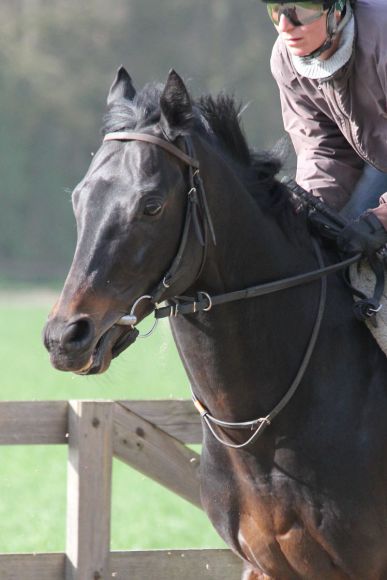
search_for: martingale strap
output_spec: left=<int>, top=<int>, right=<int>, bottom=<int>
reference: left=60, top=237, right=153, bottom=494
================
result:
left=190, top=238, right=328, bottom=449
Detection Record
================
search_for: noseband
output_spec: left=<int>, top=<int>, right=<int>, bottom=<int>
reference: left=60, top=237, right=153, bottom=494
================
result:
left=103, top=129, right=361, bottom=449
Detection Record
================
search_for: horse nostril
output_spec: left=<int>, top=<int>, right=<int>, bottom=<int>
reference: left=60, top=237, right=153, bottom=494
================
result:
left=60, top=318, right=94, bottom=352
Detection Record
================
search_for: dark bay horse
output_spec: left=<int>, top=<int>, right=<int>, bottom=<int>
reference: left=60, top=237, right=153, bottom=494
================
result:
left=44, top=67, right=387, bottom=579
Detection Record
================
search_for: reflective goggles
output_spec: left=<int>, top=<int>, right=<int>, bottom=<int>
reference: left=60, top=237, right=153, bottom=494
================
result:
left=266, top=2, right=326, bottom=26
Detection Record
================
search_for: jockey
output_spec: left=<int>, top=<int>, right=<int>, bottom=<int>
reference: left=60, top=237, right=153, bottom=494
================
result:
left=262, top=0, right=387, bottom=256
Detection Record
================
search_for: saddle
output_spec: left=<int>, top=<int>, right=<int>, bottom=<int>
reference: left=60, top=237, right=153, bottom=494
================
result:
left=349, top=259, right=387, bottom=356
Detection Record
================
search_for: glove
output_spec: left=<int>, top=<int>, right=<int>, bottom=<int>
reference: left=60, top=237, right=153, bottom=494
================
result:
left=336, top=212, right=387, bottom=256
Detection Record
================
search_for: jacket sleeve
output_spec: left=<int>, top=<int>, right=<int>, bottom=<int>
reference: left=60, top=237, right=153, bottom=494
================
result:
left=271, top=44, right=364, bottom=210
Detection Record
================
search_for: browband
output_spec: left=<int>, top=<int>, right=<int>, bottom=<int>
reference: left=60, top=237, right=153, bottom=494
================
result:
left=103, top=131, right=200, bottom=169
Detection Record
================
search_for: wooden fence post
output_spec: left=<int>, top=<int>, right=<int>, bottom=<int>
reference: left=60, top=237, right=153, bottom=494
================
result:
left=66, top=401, right=113, bottom=580
left=113, top=402, right=202, bottom=508
left=0, top=400, right=243, bottom=579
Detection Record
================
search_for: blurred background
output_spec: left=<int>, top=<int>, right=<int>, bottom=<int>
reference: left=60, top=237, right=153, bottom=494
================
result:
left=0, top=0, right=284, bottom=557
left=0, top=0, right=282, bottom=286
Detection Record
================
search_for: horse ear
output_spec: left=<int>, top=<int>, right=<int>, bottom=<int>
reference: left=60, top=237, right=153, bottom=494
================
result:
left=160, top=69, right=193, bottom=137
left=107, top=66, right=136, bottom=105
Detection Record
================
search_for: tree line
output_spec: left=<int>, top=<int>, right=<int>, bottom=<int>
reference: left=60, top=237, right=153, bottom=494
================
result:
left=0, top=0, right=282, bottom=284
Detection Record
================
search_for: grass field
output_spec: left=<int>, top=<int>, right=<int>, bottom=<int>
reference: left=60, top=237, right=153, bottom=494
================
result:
left=0, top=291, right=225, bottom=553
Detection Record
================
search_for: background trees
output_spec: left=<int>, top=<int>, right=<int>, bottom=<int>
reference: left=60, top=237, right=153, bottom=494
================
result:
left=0, top=0, right=282, bottom=284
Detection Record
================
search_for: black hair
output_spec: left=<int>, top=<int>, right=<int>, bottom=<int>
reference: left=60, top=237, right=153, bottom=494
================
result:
left=103, top=83, right=295, bottom=221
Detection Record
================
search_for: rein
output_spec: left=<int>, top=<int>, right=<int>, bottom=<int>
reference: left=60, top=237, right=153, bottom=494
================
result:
left=104, top=129, right=362, bottom=449
left=153, top=252, right=360, bottom=318
left=192, top=238, right=327, bottom=448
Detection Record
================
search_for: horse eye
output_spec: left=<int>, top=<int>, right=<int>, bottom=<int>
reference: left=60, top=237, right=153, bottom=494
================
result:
left=143, top=201, right=163, bottom=216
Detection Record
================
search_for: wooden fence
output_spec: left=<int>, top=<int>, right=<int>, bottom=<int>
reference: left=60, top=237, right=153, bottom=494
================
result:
left=0, top=400, right=242, bottom=579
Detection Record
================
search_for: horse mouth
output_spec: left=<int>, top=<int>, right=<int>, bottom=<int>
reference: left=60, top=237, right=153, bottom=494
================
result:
left=45, top=301, right=151, bottom=375
left=76, top=325, right=139, bottom=375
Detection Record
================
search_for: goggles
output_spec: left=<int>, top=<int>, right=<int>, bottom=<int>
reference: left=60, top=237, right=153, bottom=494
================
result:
left=266, top=2, right=327, bottom=26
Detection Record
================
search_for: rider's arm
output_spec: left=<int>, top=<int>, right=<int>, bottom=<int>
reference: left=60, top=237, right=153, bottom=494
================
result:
left=282, top=88, right=387, bottom=253
left=270, top=43, right=364, bottom=211
left=281, top=91, right=364, bottom=210
left=281, top=87, right=387, bottom=254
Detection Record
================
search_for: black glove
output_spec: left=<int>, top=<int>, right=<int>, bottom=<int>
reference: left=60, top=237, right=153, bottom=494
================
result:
left=336, top=212, right=387, bottom=256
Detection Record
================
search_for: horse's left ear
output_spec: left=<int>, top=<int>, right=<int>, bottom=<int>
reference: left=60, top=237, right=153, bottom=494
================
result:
left=107, top=66, right=136, bottom=106
left=160, top=70, right=194, bottom=138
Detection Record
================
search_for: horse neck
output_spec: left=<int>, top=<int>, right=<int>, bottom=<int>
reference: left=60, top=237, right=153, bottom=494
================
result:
left=193, top=136, right=317, bottom=299
left=171, top=137, right=325, bottom=420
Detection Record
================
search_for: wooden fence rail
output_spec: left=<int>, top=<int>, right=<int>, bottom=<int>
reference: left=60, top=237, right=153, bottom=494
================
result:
left=0, top=400, right=243, bottom=579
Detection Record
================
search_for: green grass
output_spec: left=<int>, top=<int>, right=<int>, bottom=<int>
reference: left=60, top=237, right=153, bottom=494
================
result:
left=0, top=304, right=188, bottom=400
left=0, top=297, right=225, bottom=553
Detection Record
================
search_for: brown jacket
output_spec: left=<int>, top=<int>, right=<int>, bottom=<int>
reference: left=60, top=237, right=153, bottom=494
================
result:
left=270, top=0, right=387, bottom=225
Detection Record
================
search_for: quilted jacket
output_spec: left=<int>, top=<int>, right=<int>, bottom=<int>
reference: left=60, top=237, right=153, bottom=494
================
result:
left=270, top=0, right=387, bottom=225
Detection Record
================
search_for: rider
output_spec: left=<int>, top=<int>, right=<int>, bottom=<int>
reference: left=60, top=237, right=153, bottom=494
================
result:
left=261, top=0, right=387, bottom=255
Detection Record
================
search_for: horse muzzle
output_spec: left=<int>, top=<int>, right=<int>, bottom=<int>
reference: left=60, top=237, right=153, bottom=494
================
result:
left=43, top=314, right=139, bottom=375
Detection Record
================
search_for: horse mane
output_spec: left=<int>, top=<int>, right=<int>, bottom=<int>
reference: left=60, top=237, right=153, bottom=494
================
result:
left=102, top=82, right=297, bottom=225
left=196, top=93, right=292, bottom=217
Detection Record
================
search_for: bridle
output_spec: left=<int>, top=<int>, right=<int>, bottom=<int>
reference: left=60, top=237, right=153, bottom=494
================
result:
left=104, top=130, right=216, bottom=308
left=103, top=129, right=361, bottom=448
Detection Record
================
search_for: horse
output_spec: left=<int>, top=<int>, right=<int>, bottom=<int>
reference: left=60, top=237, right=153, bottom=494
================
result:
left=43, top=67, right=387, bottom=579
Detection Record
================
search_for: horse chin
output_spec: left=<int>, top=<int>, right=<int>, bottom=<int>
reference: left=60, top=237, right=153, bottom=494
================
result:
left=75, top=325, right=138, bottom=375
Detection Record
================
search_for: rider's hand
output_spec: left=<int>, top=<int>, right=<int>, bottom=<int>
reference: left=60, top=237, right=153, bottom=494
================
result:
left=336, top=211, right=387, bottom=256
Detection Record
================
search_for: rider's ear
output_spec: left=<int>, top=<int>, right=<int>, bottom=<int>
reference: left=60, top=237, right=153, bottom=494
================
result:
left=160, top=70, right=194, bottom=139
left=107, top=66, right=136, bottom=106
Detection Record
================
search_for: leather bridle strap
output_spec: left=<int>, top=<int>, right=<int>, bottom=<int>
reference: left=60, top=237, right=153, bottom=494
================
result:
left=103, top=130, right=216, bottom=304
left=155, top=252, right=361, bottom=318
left=104, top=129, right=362, bottom=448
left=191, top=238, right=328, bottom=449
left=104, top=131, right=200, bottom=168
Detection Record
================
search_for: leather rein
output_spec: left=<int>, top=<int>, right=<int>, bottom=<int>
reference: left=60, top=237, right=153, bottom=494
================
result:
left=103, top=130, right=361, bottom=449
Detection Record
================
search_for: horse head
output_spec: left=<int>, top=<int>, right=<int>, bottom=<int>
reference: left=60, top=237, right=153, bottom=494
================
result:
left=44, top=67, right=206, bottom=374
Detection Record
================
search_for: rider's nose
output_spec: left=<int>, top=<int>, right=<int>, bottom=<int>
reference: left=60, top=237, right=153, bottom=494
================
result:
left=277, top=14, right=296, bottom=32
left=60, top=316, right=94, bottom=353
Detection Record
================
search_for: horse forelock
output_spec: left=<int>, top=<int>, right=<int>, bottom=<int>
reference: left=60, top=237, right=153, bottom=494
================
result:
left=102, top=82, right=165, bottom=133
